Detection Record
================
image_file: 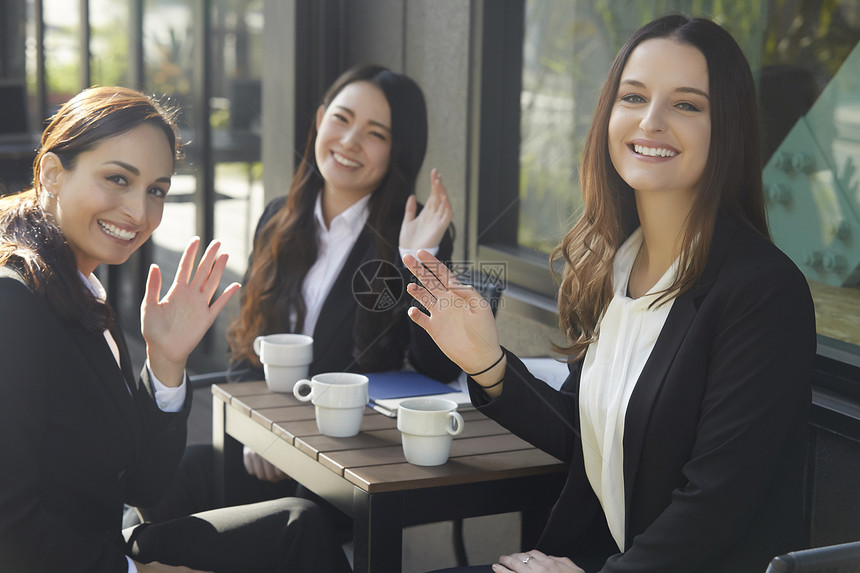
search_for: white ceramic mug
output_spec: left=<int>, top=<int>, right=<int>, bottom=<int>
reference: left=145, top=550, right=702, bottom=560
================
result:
left=397, top=398, right=465, bottom=466
left=253, top=333, right=313, bottom=392
left=292, top=372, right=369, bottom=437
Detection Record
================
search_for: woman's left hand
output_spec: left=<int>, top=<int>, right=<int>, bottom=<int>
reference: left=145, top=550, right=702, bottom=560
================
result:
left=493, top=550, right=584, bottom=573
left=399, top=168, right=452, bottom=250
left=141, top=237, right=241, bottom=387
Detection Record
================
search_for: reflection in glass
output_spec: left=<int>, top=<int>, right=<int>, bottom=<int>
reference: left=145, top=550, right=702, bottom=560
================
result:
left=42, top=0, right=81, bottom=115
left=144, top=0, right=197, bottom=295
left=211, top=0, right=264, bottom=277
left=89, top=0, right=129, bottom=87
left=211, top=0, right=264, bottom=363
left=519, top=0, right=860, bottom=347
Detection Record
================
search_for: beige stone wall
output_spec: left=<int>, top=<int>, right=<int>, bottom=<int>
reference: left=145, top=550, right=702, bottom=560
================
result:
left=496, top=306, right=566, bottom=358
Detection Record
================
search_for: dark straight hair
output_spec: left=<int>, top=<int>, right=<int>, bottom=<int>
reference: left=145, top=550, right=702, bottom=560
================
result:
left=552, top=14, right=767, bottom=358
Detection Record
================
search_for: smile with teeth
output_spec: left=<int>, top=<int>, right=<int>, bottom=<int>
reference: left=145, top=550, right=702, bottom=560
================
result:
left=633, top=144, right=678, bottom=158
left=333, top=152, right=361, bottom=168
left=98, top=220, right=136, bottom=241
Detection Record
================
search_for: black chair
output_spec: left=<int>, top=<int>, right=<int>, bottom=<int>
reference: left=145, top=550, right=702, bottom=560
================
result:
left=765, top=541, right=860, bottom=572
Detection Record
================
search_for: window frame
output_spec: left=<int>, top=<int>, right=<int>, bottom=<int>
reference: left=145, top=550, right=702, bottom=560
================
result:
left=468, top=0, right=559, bottom=325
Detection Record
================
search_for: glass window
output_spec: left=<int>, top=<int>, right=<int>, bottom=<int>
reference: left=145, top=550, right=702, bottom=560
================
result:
left=210, top=0, right=264, bottom=279
left=24, top=0, right=39, bottom=128
left=210, top=0, right=264, bottom=362
left=144, top=0, right=198, bottom=293
left=43, top=0, right=82, bottom=115
left=513, top=0, right=860, bottom=349
left=89, top=0, right=129, bottom=87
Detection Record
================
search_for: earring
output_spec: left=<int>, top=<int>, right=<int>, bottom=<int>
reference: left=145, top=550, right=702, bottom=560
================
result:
left=44, top=189, right=56, bottom=199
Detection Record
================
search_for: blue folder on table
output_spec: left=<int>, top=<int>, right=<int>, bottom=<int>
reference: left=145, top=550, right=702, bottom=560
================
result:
left=366, top=371, right=472, bottom=417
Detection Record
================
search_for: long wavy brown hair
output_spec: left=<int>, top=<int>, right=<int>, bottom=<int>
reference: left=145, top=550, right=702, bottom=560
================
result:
left=228, top=65, right=430, bottom=366
left=552, top=14, right=769, bottom=359
left=0, top=86, right=179, bottom=332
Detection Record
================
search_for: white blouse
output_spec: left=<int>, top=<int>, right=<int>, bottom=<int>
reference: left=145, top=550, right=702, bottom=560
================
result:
left=578, top=228, right=680, bottom=551
left=299, top=192, right=373, bottom=336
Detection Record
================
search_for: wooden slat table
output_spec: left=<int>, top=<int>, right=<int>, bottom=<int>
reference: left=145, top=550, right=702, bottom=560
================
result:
left=212, top=381, right=567, bottom=573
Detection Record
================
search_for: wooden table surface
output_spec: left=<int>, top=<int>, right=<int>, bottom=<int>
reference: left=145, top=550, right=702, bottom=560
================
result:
left=212, top=381, right=567, bottom=572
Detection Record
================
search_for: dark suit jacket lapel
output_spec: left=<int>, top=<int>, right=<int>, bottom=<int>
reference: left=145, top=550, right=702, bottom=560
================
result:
left=66, top=319, right=143, bottom=446
left=621, top=215, right=740, bottom=542
left=312, top=226, right=375, bottom=366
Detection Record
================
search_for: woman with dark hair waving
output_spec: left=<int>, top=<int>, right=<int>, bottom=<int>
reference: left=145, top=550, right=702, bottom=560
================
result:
left=407, top=15, right=815, bottom=573
left=227, top=63, right=458, bottom=487
left=228, top=63, right=456, bottom=382
left=0, top=86, right=350, bottom=573
left=143, top=64, right=459, bottom=521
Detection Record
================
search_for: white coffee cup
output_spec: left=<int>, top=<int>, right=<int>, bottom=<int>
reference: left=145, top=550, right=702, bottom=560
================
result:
left=292, top=372, right=369, bottom=437
left=253, top=333, right=313, bottom=392
left=397, top=398, right=465, bottom=466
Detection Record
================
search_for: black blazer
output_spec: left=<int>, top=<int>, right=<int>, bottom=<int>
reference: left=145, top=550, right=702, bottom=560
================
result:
left=0, top=268, right=192, bottom=573
left=471, top=216, right=816, bottom=573
left=229, top=195, right=460, bottom=383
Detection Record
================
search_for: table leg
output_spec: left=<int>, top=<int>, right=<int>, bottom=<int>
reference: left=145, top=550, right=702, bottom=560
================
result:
left=352, top=488, right=404, bottom=573
left=211, top=395, right=242, bottom=507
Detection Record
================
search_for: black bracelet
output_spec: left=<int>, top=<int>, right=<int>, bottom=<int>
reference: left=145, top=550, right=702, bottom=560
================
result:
left=479, top=375, right=505, bottom=390
left=466, top=351, right=505, bottom=378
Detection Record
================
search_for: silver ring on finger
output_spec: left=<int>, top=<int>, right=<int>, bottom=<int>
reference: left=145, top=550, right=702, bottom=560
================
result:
left=522, top=555, right=531, bottom=564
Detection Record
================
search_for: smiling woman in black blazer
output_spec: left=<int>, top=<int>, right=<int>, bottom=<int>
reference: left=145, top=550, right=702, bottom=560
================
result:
left=0, top=87, right=351, bottom=573
left=227, top=63, right=458, bottom=384
left=404, top=15, right=815, bottom=573
left=139, top=65, right=461, bottom=517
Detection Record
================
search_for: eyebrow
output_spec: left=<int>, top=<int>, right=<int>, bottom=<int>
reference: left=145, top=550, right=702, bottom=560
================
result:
left=334, top=105, right=392, bottom=132
left=104, top=160, right=172, bottom=184
left=620, top=79, right=710, bottom=100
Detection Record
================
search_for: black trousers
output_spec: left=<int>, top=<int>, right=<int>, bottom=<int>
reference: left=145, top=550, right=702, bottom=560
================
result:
left=427, top=562, right=603, bottom=573
left=126, top=497, right=351, bottom=573
left=138, top=444, right=298, bottom=521
left=138, top=444, right=353, bottom=541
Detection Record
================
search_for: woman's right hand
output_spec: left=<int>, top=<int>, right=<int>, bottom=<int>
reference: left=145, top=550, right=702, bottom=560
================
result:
left=134, top=560, right=212, bottom=573
left=402, top=249, right=506, bottom=390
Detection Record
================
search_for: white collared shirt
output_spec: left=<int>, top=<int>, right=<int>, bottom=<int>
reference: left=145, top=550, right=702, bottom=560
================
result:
left=298, top=193, right=372, bottom=335
left=578, top=228, right=679, bottom=551
left=295, top=192, right=438, bottom=336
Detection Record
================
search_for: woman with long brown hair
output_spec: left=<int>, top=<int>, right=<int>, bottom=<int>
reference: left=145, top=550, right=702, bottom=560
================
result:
left=227, top=63, right=457, bottom=382
left=0, top=86, right=350, bottom=573
left=408, top=14, right=815, bottom=573
left=142, top=64, right=458, bottom=527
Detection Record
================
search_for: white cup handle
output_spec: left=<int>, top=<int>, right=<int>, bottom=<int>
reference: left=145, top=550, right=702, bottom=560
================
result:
left=292, top=379, right=313, bottom=402
left=253, top=336, right=265, bottom=357
left=447, top=411, right=464, bottom=436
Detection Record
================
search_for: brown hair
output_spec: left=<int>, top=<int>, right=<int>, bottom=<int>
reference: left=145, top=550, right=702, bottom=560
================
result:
left=552, top=14, right=768, bottom=359
left=0, top=86, right=180, bottom=331
left=228, top=64, right=430, bottom=366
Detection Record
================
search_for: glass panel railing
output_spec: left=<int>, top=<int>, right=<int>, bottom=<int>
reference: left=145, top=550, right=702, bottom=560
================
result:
left=764, top=42, right=860, bottom=347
